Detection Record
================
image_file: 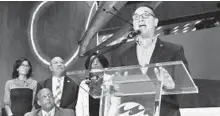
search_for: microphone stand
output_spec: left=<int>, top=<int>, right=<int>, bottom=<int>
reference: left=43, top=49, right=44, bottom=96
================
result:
left=84, top=6, right=133, bottom=57
left=84, top=30, right=133, bottom=101
left=86, top=37, right=128, bottom=80
left=85, top=7, right=135, bottom=79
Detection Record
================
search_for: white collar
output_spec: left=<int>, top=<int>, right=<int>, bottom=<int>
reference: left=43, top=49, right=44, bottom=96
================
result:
left=42, top=107, right=55, bottom=116
left=136, top=35, right=158, bottom=48
left=52, top=76, right=65, bottom=80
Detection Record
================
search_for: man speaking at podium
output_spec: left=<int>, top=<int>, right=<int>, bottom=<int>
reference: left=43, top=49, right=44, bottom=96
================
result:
left=111, top=5, right=189, bottom=116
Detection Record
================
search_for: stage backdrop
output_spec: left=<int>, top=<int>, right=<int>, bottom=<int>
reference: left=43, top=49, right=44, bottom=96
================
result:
left=0, top=1, right=97, bottom=103
left=0, top=1, right=220, bottom=110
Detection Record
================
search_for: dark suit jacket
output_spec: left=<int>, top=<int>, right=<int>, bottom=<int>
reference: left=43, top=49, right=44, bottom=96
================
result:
left=112, top=38, right=189, bottom=116
left=34, top=76, right=79, bottom=111
left=24, top=107, right=75, bottom=116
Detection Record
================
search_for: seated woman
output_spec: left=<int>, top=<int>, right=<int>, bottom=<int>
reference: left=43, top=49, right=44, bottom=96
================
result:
left=4, top=58, right=37, bottom=116
left=76, top=53, right=109, bottom=116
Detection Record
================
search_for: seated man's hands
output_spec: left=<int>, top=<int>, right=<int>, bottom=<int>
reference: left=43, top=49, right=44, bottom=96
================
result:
left=154, top=67, right=175, bottom=89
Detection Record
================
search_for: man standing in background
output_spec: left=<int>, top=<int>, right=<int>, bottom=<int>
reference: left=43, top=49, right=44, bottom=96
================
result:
left=35, top=56, right=79, bottom=114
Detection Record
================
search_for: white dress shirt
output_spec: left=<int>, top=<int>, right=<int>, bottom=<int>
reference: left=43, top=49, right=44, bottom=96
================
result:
left=52, top=76, right=65, bottom=107
left=76, top=76, right=120, bottom=116
left=136, top=36, right=157, bottom=74
left=76, top=80, right=90, bottom=116
left=42, top=107, right=55, bottom=116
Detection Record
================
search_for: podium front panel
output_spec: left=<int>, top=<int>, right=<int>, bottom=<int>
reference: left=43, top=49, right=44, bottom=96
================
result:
left=104, top=61, right=198, bottom=95
left=99, top=81, right=163, bottom=116
left=66, top=61, right=198, bottom=98
left=67, top=61, right=198, bottom=116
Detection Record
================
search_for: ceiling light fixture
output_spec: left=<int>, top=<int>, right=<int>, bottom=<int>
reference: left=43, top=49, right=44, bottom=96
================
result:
left=182, top=30, right=188, bottom=33
left=156, top=26, right=162, bottom=30
left=173, top=26, right=179, bottom=30
left=195, top=20, right=202, bottom=24
left=173, top=29, right=179, bottom=33
left=192, top=28, right=196, bottom=31
left=184, top=23, right=190, bottom=27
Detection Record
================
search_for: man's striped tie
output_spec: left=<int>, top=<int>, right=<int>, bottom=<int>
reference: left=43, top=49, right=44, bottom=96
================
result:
left=54, top=78, right=62, bottom=106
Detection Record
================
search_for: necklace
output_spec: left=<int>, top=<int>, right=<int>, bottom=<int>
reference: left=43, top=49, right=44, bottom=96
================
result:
left=15, top=78, right=29, bottom=87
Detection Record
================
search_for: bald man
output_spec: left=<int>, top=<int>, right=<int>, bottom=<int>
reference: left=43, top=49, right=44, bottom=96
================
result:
left=35, top=56, right=79, bottom=113
left=26, top=88, right=75, bottom=116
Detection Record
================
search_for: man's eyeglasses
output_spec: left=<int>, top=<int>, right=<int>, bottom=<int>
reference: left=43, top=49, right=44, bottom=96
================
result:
left=132, top=12, right=155, bottom=20
left=20, top=64, right=30, bottom=68
left=39, top=94, right=53, bottom=100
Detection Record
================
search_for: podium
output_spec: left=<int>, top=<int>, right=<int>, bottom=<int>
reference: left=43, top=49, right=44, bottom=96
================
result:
left=67, top=61, right=198, bottom=116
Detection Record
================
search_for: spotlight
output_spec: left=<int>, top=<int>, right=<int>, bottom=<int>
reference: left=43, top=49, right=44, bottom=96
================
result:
left=173, top=29, right=179, bottom=33
left=156, top=33, right=160, bottom=36
left=173, top=26, right=179, bottom=30
left=182, top=30, right=188, bottom=33
left=183, top=27, right=189, bottom=30
left=195, top=20, right=202, bottom=25
left=195, top=20, right=205, bottom=30
left=192, top=28, right=196, bottom=31
left=184, top=23, right=190, bottom=27
left=214, top=21, right=220, bottom=27
left=156, top=26, right=162, bottom=30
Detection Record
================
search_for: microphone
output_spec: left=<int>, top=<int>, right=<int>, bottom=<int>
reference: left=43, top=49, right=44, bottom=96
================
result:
left=127, top=30, right=141, bottom=39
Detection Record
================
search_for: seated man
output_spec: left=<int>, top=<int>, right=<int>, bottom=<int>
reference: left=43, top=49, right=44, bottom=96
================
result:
left=25, top=88, right=75, bottom=116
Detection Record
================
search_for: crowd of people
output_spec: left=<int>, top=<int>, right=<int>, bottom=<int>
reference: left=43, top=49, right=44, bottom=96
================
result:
left=3, top=54, right=109, bottom=116
left=3, top=5, right=188, bottom=116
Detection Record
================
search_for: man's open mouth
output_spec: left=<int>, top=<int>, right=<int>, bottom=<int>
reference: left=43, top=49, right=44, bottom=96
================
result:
left=139, top=24, right=146, bottom=28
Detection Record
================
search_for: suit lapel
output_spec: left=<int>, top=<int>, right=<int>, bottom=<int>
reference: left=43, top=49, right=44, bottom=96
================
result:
left=123, top=39, right=165, bottom=74
left=60, top=76, right=69, bottom=106
left=128, top=38, right=165, bottom=65
left=150, top=38, right=165, bottom=64
left=124, top=44, right=142, bottom=74
left=44, top=77, right=53, bottom=91
left=127, top=43, right=139, bottom=65
left=37, top=107, right=60, bottom=116
left=37, top=110, right=43, bottom=116
left=54, top=107, right=60, bottom=116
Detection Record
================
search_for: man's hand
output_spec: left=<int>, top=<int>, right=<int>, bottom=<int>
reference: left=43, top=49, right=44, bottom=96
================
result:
left=154, top=67, right=175, bottom=89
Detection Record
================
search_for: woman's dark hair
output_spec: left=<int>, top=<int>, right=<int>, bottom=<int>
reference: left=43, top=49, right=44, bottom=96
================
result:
left=12, top=57, right=32, bottom=79
left=85, top=53, right=109, bottom=69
